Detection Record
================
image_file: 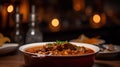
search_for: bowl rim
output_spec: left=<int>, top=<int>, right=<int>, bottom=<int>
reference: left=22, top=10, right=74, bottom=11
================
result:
left=19, top=42, right=100, bottom=57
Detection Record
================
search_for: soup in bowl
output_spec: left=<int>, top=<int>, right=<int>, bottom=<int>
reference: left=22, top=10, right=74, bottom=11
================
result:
left=19, top=42, right=100, bottom=67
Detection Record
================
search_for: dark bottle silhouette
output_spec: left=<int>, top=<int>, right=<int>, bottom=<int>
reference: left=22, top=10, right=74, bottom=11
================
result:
left=11, top=6, right=24, bottom=46
left=25, top=5, right=43, bottom=44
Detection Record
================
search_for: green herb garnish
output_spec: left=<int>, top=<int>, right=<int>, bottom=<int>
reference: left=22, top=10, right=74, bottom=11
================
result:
left=56, top=40, right=68, bottom=45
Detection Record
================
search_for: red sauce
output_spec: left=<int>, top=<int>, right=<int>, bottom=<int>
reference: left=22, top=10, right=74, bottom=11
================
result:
left=25, top=42, right=94, bottom=56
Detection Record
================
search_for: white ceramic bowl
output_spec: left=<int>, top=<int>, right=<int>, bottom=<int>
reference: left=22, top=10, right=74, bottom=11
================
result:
left=0, top=43, right=19, bottom=55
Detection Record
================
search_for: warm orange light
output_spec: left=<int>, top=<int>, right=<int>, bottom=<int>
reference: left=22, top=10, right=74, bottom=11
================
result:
left=49, top=18, right=60, bottom=32
left=7, top=5, right=14, bottom=13
left=51, top=18, right=59, bottom=27
left=74, top=4, right=81, bottom=11
left=93, top=14, right=101, bottom=23
left=73, top=0, right=85, bottom=11
left=90, top=13, right=106, bottom=28
left=19, top=0, right=29, bottom=23
left=85, top=6, right=92, bottom=16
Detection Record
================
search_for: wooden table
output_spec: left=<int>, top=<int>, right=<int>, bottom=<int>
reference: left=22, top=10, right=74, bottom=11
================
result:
left=0, top=52, right=120, bottom=67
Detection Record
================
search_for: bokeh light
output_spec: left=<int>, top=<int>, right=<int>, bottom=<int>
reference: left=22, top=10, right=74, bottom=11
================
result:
left=7, top=5, right=14, bottom=13
left=93, top=14, right=101, bottom=24
left=49, top=18, right=61, bottom=32
left=51, top=18, right=59, bottom=27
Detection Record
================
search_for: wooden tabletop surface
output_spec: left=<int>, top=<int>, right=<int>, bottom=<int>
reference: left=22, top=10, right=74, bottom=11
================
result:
left=0, top=52, right=120, bottom=67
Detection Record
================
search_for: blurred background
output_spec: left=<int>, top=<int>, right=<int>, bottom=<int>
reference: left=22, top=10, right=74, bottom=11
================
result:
left=0, top=0, right=120, bottom=44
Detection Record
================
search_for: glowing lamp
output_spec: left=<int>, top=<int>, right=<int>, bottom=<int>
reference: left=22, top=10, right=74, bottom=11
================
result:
left=49, top=18, right=61, bottom=32
left=90, top=13, right=106, bottom=28
left=7, top=5, right=14, bottom=13
left=93, top=14, right=101, bottom=24
left=51, top=18, right=59, bottom=27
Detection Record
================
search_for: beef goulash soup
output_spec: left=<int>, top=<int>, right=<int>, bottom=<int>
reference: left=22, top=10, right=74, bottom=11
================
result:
left=25, top=41, right=94, bottom=56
